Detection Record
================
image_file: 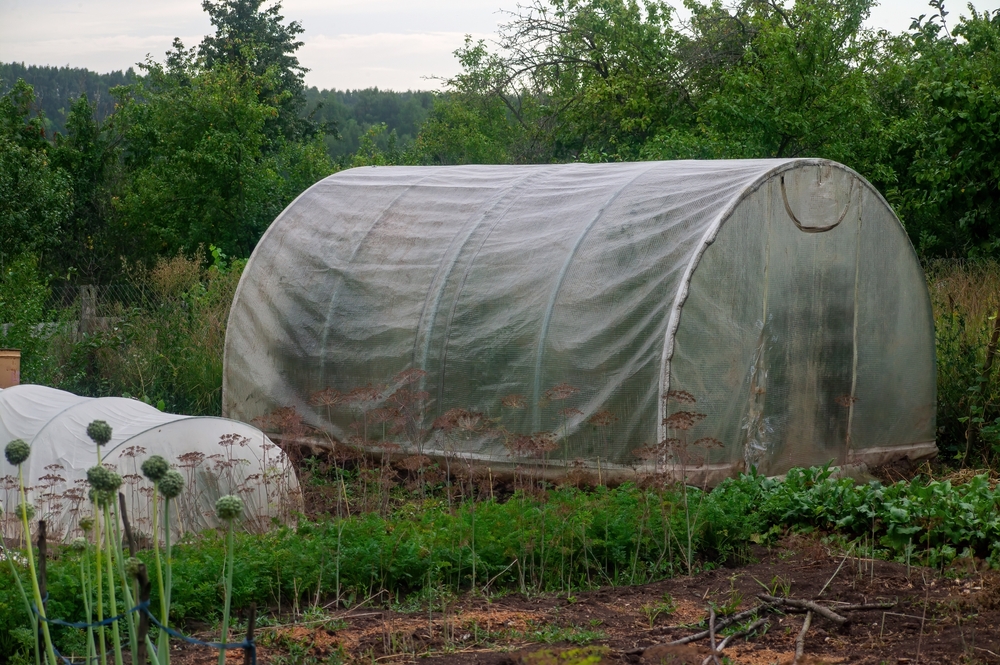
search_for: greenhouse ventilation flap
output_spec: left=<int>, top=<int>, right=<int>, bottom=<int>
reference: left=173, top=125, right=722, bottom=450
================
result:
left=224, top=159, right=937, bottom=483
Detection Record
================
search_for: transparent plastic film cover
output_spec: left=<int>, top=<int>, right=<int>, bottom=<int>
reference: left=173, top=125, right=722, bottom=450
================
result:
left=224, top=159, right=936, bottom=480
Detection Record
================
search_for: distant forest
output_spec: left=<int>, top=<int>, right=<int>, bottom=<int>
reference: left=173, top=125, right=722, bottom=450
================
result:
left=0, top=62, right=136, bottom=136
left=0, top=62, right=435, bottom=161
left=304, top=87, right=434, bottom=160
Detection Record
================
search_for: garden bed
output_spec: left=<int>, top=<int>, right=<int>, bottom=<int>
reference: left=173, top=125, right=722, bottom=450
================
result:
left=167, top=534, right=1000, bottom=664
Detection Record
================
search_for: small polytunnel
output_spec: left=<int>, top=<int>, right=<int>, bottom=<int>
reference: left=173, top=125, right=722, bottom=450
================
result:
left=0, top=384, right=299, bottom=541
left=224, top=159, right=937, bottom=483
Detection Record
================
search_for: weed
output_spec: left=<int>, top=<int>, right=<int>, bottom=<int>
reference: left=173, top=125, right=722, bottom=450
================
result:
left=521, top=621, right=607, bottom=645
left=641, top=593, right=677, bottom=628
left=520, top=646, right=611, bottom=665
left=753, top=574, right=791, bottom=597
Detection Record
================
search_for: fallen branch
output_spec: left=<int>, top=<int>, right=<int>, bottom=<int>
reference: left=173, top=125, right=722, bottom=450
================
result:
left=793, top=611, right=812, bottom=665
left=831, top=601, right=897, bottom=612
left=757, top=594, right=849, bottom=627
left=624, top=603, right=773, bottom=654
left=700, top=617, right=770, bottom=665
left=708, top=608, right=721, bottom=665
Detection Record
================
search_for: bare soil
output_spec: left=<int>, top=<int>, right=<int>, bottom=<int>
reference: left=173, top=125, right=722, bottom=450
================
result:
left=168, top=534, right=1000, bottom=665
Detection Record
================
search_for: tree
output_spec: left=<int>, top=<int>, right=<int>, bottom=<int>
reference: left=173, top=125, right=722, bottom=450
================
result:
left=117, top=52, right=332, bottom=259
left=421, top=1, right=691, bottom=163
left=413, top=38, right=528, bottom=164
left=198, top=0, right=313, bottom=141
left=0, top=80, right=72, bottom=259
left=641, top=0, right=887, bottom=168
left=49, top=93, right=129, bottom=282
left=889, top=7, right=1000, bottom=256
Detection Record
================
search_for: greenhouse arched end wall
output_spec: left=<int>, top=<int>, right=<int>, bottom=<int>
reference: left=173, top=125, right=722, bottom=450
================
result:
left=223, top=159, right=936, bottom=482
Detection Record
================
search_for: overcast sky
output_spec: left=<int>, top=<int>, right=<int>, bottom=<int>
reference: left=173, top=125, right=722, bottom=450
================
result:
left=2, top=0, right=999, bottom=91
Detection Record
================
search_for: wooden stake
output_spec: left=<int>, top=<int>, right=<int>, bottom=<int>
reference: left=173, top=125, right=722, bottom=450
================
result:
left=135, top=564, right=151, bottom=665
left=119, top=492, right=137, bottom=557
left=244, top=603, right=257, bottom=665
left=37, top=520, right=47, bottom=658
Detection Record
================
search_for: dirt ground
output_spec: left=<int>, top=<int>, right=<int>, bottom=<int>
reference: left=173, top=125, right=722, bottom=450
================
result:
left=167, top=534, right=1000, bottom=665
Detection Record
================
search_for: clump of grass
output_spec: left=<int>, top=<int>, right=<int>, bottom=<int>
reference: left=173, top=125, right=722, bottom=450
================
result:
left=32, top=250, right=243, bottom=416
left=926, top=259, right=1000, bottom=464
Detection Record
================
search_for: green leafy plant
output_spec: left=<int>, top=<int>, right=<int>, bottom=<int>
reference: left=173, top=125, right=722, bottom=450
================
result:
left=641, top=593, right=676, bottom=628
left=215, top=494, right=244, bottom=665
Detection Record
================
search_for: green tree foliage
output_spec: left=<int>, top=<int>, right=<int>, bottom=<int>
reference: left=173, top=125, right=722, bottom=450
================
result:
left=117, top=48, right=331, bottom=258
left=0, top=80, right=72, bottom=258
left=0, top=254, right=51, bottom=380
left=646, top=0, right=887, bottom=167
left=198, top=0, right=313, bottom=140
left=889, top=7, right=1000, bottom=256
left=49, top=94, right=129, bottom=282
left=414, top=39, right=529, bottom=164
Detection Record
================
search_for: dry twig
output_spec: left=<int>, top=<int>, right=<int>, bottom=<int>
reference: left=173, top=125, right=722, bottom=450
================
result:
left=700, top=618, right=770, bottom=665
left=708, top=608, right=721, bottom=665
left=624, top=603, right=772, bottom=654
left=793, top=611, right=812, bottom=665
left=757, top=594, right=849, bottom=627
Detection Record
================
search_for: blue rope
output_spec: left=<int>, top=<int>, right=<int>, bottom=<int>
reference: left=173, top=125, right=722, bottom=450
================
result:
left=31, top=599, right=256, bottom=665
left=146, top=610, right=256, bottom=663
left=50, top=643, right=116, bottom=665
left=32, top=598, right=149, bottom=629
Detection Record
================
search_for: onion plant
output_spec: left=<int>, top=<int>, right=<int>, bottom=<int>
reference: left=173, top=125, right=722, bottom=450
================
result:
left=73, top=524, right=98, bottom=665
left=154, top=468, right=185, bottom=665
left=215, top=494, right=244, bottom=665
left=5, top=439, right=58, bottom=665
left=86, top=437, right=126, bottom=665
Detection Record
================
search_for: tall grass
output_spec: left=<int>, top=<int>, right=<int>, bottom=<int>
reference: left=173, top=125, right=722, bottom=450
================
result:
left=925, top=259, right=1000, bottom=464
left=14, top=251, right=243, bottom=416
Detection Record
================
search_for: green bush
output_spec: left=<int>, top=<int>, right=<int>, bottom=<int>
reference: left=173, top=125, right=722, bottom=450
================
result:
left=0, top=254, right=51, bottom=379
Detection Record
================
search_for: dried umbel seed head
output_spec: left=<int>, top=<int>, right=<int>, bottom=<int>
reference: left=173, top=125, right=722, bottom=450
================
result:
left=544, top=382, right=580, bottom=401
left=79, top=515, right=95, bottom=532
left=87, top=466, right=122, bottom=493
left=125, top=557, right=143, bottom=578
left=159, top=470, right=184, bottom=499
left=71, top=537, right=88, bottom=551
left=665, top=390, right=697, bottom=405
left=215, top=494, right=244, bottom=521
left=662, top=411, right=706, bottom=432
left=5, top=439, right=30, bottom=466
left=86, top=420, right=113, bottom=446
left=500, top=394, right=527, bottom=409
left=141, top=455, right=170, bottom=482
left=588, top=410, right=618, bottom=427
left=15, top=503, right=35, bottom=521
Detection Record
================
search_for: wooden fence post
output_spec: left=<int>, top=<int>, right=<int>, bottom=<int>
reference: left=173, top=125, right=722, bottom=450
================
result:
left=80, top=285, right=97, bottom=334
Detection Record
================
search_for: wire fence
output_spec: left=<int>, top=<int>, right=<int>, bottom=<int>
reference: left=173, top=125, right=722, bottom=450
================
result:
left=47, top=284, right=159, bottom=320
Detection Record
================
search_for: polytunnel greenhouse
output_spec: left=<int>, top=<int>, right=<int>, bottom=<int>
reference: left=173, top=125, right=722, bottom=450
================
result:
left=1, top=384, right=299, bottom=541
left=224, top=159, right=937, bottom=483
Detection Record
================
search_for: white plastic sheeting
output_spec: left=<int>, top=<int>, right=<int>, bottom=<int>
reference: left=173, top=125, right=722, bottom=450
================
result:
left=224, top=159, right=937, bottom=481
left=1, top=385, right=299, bottom=541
